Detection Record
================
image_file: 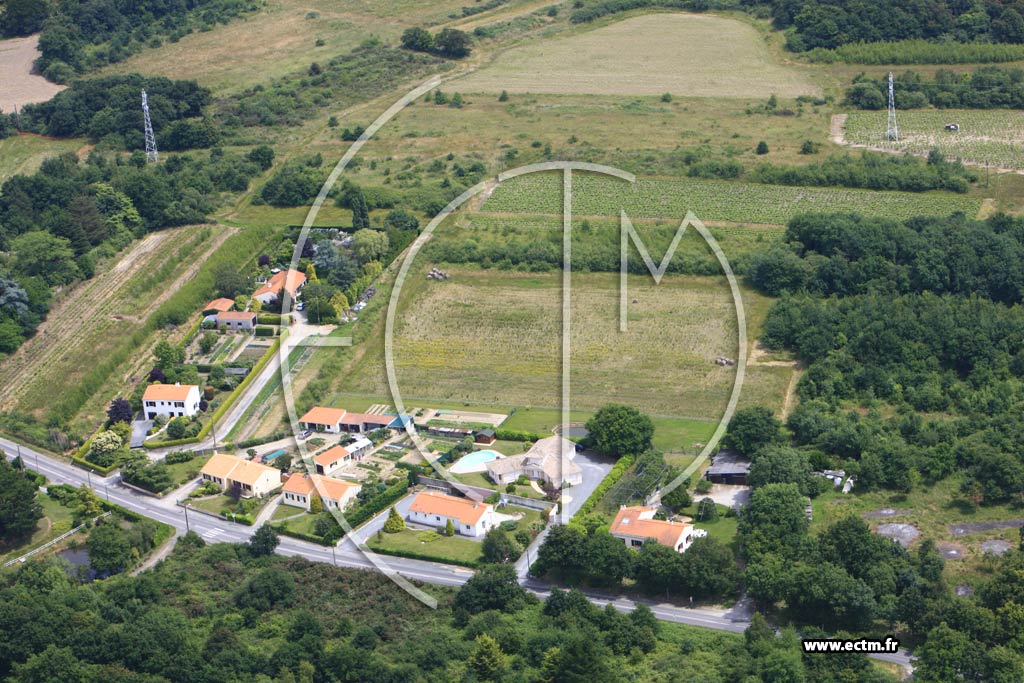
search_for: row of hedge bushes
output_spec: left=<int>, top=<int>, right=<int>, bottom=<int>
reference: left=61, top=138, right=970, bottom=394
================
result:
left=254, top=326, right=276, bottom=337
left=144, top=338, right=280, bottom=449
left=494, top=428, right=544, bottom=442
left=366, top=544, right=479, bottom=569
left=568, top=454, right=636, bottom=526
left=235, top=430, right=291, bottom=450
left=257, top=314, right=282, bottom=325
left=71, top=434, right=120, bottom=474
left=272, top=525, right=335, bottom=546
left=346, top=478, right=414, bottom=530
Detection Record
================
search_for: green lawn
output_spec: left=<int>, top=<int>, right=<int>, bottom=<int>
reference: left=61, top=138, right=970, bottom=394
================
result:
left=163, top=455, right=211, bottom=489
left=189, top=493, right=270, bottom=517
left=275, top=509, right=321, bottom=536
left=367, top=528, right=484, bottom=565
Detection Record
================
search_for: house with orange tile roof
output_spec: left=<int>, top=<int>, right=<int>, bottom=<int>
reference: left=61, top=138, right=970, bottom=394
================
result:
left=200, top=453, right=282, bottom=498
left=299, top=406, right=393, bottom=434
left=281, top=473, right=361, bottom=511
left=312, top=437, right=372, bottom=475
left=253, top=269, right=306, bottom=305
left=142, top=383, right=201, bottom=420
left=609, top=505, right=696, bottom=553
left=407, top=490, right=495, bottom=537
left=215, top=310, right=257, bottom=331
left=202, top=297, right=235, bottom=314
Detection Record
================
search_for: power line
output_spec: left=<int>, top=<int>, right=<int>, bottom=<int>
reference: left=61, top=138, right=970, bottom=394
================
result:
left=886, top=72, right=899, bottom=143
left=142, top=89, right=158, bottom=163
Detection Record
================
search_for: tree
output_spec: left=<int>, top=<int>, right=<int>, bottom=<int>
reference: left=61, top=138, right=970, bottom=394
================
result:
left=748, top=445, right=816, bottom=495
left=305, top=262, right=318, bottom=282
left=166, top=417, right=190, bottom=440
left=633, top=541, right=684, bottom=596
left=725, top=406, right=784, bottom=457
left=309, top=494, right=323, bottom=514
left=248, top=524, right=280, bottom=557
left=248, top=145, right=275, bottom=171
left=107, top=397, right=134, bottom=425
left=329, top=291, right=350, bottom=319
left=400, top=26, right=433, bottom=52
left=661, top=485, right=692, bottom=511
left=433, top=28, right=472, bottom=58
left=76, top=486, right=103, bottom=520
left=344, top=185, right=370, bottom=230
left=10, top=231, right=80, bottom=285
left=383, top=208, right=419, bottom=232
left=87, top=430, right=123, bottom=466
left=87, top=523, right=132, bottom=575
left=482, top=527, right=520, bottom=564
left=445, top=518, right=455, bottom=537
left=0, top=0, right=50, bottom=37
left=454, top=564, right=530, bottom=614
left=756, top=141, right=770, bottom=155
left=213, top=262, right=247, bottom=298
left=352, top=229, right=389, bottom=264
left=383, top=506, right=405, bottom=533
left=585, top=404, right=654, bottom=457
left=738, top=483, right=809, bottom=561
left=198, top=332, right=217, bottom=354
left=153, top=339, right=183, bottom=370
left=0, top=459, right=42, bottom=543
left=468, top=634, right=508, bottom=681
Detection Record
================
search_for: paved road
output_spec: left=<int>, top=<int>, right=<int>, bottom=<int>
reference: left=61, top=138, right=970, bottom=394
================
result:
left=0, top=436, right=913, bottom=673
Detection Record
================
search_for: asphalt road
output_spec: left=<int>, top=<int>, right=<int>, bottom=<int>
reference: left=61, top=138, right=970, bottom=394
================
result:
left=1, top=436, right=913, bottom=673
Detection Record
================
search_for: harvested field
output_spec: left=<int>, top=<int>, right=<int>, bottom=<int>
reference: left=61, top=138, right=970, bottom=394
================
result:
left=454, top=13, right=821, bottom=98
left=0, top=35, right=65, bottom=112
left=0, top=134, right=83, bottom=182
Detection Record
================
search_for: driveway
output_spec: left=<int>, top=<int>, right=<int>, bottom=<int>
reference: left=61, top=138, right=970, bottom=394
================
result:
left=560, top=448, right=616, bottom=520
left=341, top=493, right=418, bottom=549
left=129, top=418, right=153, bottom=449
left=700, top=484, right=751, bottom=510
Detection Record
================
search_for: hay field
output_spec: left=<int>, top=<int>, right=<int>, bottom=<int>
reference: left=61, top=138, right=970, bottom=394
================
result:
left=0, top=135, right=84, bottom=182
left=454, top=13, right=821, bottom=97
left=0, top=35, right=65, bottom=112
left=345, top=266, right=779, bottom=421
left=100, top=0, right=469, bottom=93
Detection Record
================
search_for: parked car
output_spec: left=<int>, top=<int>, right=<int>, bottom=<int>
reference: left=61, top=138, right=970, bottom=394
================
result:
left=298, top=429, right=311, bottom=440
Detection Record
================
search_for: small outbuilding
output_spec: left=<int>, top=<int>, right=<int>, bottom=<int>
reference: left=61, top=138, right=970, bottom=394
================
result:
left=704, top=450, right=751, bottom=486
left=474, top=429, right=497, bottom=445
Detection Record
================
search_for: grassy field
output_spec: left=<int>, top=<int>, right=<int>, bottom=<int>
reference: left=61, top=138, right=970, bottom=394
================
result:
left=454, top=13, right=821, bottom=98
left=345, top=265, right=780, bottom=423
left=482, top=171, right=983, bottom=224
left=367, top=527, right=484, bottom=565
left=0, top=493, right=77, bottom=565
left=842, top=109, right=1024, bottom=170
left=0, top=134, right=84, bottom=182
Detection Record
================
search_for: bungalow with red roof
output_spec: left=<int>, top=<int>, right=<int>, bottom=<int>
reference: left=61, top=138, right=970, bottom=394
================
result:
left=407, top=490, right=496, bottom=537
left=313, top=437, right=372, bottom=475
left=142, top=383, right=201, bottom=420
left=253, top=269, right=306, bottom=305
left=202, top=298, right=235, bottom=314
left=216, top=310, right=257, bottom=331
left=299, top=406, right=393, bottom=434
left=281, top=473, right=361, bottom=511
left=609, top=506, right=696, bottom=553
left=200, top=453, right=281, bottom=498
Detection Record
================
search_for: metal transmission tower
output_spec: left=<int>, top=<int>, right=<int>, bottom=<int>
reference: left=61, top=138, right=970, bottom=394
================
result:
left=141, top=90, right=158, bottom=163
left=886, top=72, right=899, bottom=143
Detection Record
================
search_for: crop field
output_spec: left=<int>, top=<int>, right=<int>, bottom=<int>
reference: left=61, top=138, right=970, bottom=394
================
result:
left=0, top=225, right=232, bottom=427
left=481, top=172, right=983, bottom=224
left=100, top=0, right=478, bottom=92
left=843, top=109, right=1024, bottom=170
left=454, top=13, right=821, bottom=98
left=0, top=135, right=84, bottom=182
left=343, top=266, right=782, bottom=423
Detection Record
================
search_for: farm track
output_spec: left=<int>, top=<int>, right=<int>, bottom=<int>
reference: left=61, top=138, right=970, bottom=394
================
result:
left=0, top=225, right=235, bottom=414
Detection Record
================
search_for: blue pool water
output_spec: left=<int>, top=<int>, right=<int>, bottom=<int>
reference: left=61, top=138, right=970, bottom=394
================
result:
left=451, top=449, right=503, bottom=473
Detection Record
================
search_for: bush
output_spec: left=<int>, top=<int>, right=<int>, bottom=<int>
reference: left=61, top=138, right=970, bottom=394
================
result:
left=257, top=314, right=282, bottom=325
left=695, top=478, right=713, bottom=494
left=254, top=326, right=275, bottom=336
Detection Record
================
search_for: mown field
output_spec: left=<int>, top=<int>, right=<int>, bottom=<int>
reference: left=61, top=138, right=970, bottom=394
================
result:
left=454, top=13, right=821, bottom=98
left=482, top=171, right=983, bottom=224
left=344, top=265, right=781, bottom=422
left=843, top=109, right=1024, bottom=170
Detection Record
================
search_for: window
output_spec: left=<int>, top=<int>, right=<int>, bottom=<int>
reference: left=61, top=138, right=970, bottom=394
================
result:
left=145, top=401, right=155, bottom=407
left=631, top=539, right=643, bottom=547
left=174, top=401, right=185, bottom=408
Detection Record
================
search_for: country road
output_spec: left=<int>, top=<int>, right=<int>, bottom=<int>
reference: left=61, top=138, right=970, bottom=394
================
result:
left=0, top=436, right=914, bottom=674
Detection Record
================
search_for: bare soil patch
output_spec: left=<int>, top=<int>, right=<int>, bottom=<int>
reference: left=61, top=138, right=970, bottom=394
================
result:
left=863, top=507, right=912, bottom=519
left=950, top=519, right=1024, bottom=536
left=0, top=35, right=65, bottom=112
left=936, top=542, right=967, bottom=560
left=875, top=523, right=920, bottom=548
left=981, top=539, right=1012, bottom=556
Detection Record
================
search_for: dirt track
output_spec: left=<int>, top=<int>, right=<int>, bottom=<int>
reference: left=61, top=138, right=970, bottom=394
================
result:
left=0, top=35, right=65, bottom=113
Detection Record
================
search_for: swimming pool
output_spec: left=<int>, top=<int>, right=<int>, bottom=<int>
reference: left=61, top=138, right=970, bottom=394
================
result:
left=450, top=449, right=504, bottom=474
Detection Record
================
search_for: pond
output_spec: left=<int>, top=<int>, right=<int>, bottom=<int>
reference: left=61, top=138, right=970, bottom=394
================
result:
left=58, top=548, right=100, bottom=581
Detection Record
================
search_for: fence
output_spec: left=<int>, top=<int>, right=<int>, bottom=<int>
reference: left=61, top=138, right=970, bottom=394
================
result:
left=503, top=494, right=555, bottom=511
left=3, top=512, right=111, bottom=567
left=417, top=475, right=495, bottom=500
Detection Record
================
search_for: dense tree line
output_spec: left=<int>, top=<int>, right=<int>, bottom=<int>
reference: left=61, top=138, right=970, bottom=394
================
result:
left=805, top=38, right=1024, bottom=65
left=0, top=0, right=259, bottom=82
left=15, top=74, right=214, bottom=150
left=0, top=148, right=263, bottom=355
left=846, top=66, right=1024, bottom=109
left=0, top=539, right=897, bottom=682
left=400, top=27, right=474, bottom=59
left=753, top=150, right=976, bottom=193
left=765, top=0, right=1024, bottom=50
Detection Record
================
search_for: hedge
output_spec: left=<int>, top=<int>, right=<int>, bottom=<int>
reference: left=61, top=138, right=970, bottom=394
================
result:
left=235, top=430, right=291, bottom=449
left=144, top=338, right=280, bottom=449
left=494, top=428, right=544, bottom=442
left=366, top=544, right=480, bottom=569
left=257, top=314, right=282, bottom=325
left=71, top=435, right=120, bottom=475
left=221, top=511, right=254, bottom=526
left=254, top=326, right=275, bottom=337
left=346, top=480, right=412, bottom=530
left=569, top=453, right=636, bottom=527
left=196, top=363, right=212, bottom=373
left=272, top=525, right=335, bottom=546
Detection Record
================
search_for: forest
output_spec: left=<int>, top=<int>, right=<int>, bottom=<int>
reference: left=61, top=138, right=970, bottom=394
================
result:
left=0, top=537, right=901, bottom=683
left=0, top=0, right=260, bottom=82
left=846, top=66, right=1024, bottom=109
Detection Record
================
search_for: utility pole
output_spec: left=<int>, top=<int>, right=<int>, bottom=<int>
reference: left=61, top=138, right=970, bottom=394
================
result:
left=886, top=72, right=899, bottom=143
left=183, top=503, right=191, bottom=533
left=142, top=90, right=158, bottom=163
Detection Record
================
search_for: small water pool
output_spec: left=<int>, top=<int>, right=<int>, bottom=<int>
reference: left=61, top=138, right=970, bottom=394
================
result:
left=450, top=449, right=504, bottom=474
